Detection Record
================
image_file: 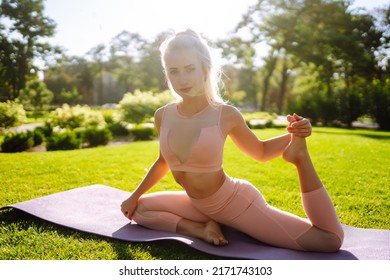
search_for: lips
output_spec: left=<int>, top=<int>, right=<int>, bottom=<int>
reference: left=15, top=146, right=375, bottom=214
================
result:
left=180, top=87, right=192, bottom=93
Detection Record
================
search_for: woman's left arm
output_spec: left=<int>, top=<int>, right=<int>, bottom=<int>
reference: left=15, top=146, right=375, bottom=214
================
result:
left=224, top=106, right=311, bottom=162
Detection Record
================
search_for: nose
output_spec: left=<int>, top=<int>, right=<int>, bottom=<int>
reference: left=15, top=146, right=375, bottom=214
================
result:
left=178, top=72, right=189, bottom=85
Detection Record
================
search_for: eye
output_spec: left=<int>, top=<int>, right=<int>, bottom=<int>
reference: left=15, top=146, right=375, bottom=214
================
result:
left=186, top=67, right=195, bottom=73
left=169, top=69, right=178, bottom=75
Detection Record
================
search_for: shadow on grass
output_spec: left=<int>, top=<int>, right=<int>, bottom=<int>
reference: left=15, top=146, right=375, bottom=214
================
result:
left=0, top=209, right=227, bottom=260
left=313, top=127, right=390, bottom=140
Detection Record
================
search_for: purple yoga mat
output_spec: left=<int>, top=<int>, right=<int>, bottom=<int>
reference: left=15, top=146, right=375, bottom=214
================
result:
left=1, top=185, right=389, bottom=260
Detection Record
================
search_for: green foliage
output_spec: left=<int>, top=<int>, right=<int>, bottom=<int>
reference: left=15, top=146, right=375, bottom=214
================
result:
left=101, top=108, right=129, bottom=136
left=46, top=131, right=81, bottom=151
left=59, top=88, right=81, bottom=105
left=0, top=100, right=26, bottom=128
left=129, top=125, right=157, bottom=141
left=1, top=132, right=34, bottom=153
left=0, top=0, right=57, bottom=100
left=19, top=79, right=54, bottom=113
left=84, top=127, right=112, bottom=147
left=334, top=86, right=364, bottom=127
left=242, top=111, right=276, bottom=128
left=117, top=90, right=174, bottom=124
left=46, top=104, right=106, bottom=130
left=34, top=124, right=53, bottom=138
left=32, top=128, right=45, bottom=146
left=107, top=122, right=129, bottom=136
left=367, top=79, right=390, bottom=131
left=225, top=90, right=247, bottom=107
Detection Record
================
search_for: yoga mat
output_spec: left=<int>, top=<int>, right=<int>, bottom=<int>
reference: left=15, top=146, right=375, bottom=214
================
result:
left=1, top=185, right=389, bottom=260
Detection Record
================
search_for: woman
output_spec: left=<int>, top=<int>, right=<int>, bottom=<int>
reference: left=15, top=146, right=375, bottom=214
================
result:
left=121, top=29, right=344, bottom=252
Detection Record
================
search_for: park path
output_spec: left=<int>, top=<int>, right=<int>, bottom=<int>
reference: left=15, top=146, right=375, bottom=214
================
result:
left=6, top=123, right=44, bottom=133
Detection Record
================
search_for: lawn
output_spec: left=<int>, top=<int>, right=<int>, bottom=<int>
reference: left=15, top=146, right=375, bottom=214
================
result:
left=0, top=127, right=389, bottom=259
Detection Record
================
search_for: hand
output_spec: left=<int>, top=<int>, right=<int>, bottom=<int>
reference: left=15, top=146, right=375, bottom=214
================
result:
left=286, top=113, right=312, bottom=138
left=121, top=195, right=138, bottom=220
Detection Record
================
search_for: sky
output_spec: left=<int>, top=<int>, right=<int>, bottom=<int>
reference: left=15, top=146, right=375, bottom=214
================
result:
left=44, top=0, right=389, bottom=57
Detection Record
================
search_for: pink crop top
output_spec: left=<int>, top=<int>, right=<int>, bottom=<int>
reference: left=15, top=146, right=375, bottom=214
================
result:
left=159, top=103, right=226, bottom=173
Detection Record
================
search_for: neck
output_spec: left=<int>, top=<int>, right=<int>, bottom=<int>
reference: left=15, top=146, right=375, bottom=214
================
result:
left=178, top=95, right=209, bottom=116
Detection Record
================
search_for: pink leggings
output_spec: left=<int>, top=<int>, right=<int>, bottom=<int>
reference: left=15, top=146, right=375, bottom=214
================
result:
left=132, top=176, right=344, bottom=250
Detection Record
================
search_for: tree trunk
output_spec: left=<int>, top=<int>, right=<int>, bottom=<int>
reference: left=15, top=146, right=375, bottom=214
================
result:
left=261, top=53, right=278, bottom=111
left=277, top=59, right=289, bottom=114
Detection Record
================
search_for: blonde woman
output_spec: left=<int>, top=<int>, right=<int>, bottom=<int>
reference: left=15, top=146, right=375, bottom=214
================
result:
left=121, top=29, right=343, bottom=252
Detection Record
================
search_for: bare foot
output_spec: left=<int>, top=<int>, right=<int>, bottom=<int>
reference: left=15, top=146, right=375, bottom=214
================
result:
left=204, top=220, right=229, bottom=246
left=283, top=135, right=310, bottom=166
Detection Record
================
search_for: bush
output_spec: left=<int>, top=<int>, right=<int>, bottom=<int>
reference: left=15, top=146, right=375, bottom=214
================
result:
left=1, top=132, right=34, bottom=153
left=367, top=79, right=390, bottom=131
left=117, top=90, right=174, bottom=124
left=129, top=125, right=157, bottom=141
left=46, top=131, right=81, bottom=151
left=84, top=127, right=112, bottom=147
left=0, top=100, right=26, bottom=129
left=34, top=125, right=53, bottom=138
left=242, top=112, right=276, bottom=129
left=31, top=129, right=44, bottom=146
left=107, top=122, right=129, bottom=136
left=46, top=104, right=106, bottom=130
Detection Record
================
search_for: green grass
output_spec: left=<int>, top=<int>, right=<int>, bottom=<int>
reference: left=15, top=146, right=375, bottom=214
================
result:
left=1, top=127, right=389, bottom=259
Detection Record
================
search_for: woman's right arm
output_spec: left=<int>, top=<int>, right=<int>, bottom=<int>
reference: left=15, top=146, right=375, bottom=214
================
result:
left=121, top=154, right=169, bottom=219
left=121, top=106, right=169, bottom=219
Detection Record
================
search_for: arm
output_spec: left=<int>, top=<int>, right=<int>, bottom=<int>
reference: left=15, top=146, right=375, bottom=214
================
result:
left=224, top=106, right=310, bottom=162
left=121, top=107, right=170, bottom=219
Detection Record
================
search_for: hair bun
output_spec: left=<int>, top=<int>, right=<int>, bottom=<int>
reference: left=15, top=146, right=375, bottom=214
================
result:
left=176, top=28, right=201, bottom=39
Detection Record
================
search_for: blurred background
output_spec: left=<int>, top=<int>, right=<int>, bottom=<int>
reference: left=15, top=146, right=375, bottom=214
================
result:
left=0, top=0, right=389, bottom=132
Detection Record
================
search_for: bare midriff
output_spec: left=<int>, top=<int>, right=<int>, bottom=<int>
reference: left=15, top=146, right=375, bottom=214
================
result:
left=172, top=169, right=226, bottom=199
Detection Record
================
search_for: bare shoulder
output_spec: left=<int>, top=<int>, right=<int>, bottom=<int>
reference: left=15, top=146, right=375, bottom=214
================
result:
left=154, top=104, right=169, bottom=131
left=220, top=104, right=245, bottom=134
left=154, top=105, right=165, bottom=121
left=221, top=104, right=244, bottom=122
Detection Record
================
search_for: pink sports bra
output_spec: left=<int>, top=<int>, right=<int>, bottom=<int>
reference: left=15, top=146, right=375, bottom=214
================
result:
left=159, top=102, right=226, bottom=173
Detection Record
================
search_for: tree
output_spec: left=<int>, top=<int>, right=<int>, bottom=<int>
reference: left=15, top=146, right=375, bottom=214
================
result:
left=218, top=36, right=260, bottom=109
left=59, top=88, right=81, bottom=105
left=44, top=56, right=95, bottom=105
left=231, top=0, right=389, bottom=126
left=0, top=0, right=58, bottom=101
left=19, top=79, right=53, bottom=117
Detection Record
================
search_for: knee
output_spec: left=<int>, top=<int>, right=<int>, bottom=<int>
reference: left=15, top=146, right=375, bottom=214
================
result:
left=135, top=197, right=148, bottom=214
left=319, top=232, right=343, bottom=253
left=297, top=227, right=343, bottom=253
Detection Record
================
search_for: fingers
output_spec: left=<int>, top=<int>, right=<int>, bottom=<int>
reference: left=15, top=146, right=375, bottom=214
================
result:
left=293, top=113, right=303, bottom=121
left=286, top=113, right=312, bottom=137
left=121, top=204, right=133, bottom=221
left=287, top=114, right=294, bottom=123
left=287, top=127, right=312, bottom=137
left=291, top=118, right=310, bottom=128
left=287, top=113, right=303, bottom=124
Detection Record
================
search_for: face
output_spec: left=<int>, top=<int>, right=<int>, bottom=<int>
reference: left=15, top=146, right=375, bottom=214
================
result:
left=164, top=49, right=206, bottom=98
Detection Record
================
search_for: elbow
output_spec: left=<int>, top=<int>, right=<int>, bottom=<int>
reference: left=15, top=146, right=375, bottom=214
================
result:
left=256, top=142, right=268, bottom=162
left=157, top=154, right=170, bottom=171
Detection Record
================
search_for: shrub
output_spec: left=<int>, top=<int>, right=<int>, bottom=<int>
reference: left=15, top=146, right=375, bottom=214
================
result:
left=46, top=104, right=106, bottom=130
left=46, top=131, right=81, bottom=151
left=0, top=100, right=26, bottom=129
left=129, top=125, right=157, bottom=141
left=31, top=129, right=44, bottom=146
left=117, top=90, right=174, bottom=124
left=1, top=132, right=34, bottom=153
left=367, top=79, right=390, bottom=131
left=34, top=125, right=53, bottom=138
left=84, top=127, right=112, bottom=147
left=107, top=122, right=129, bottom=136
left=243, top=112, right=276, bottom=129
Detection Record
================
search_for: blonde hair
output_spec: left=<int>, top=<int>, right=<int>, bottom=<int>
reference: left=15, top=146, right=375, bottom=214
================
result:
left=159, top=29, right=225, bottom=106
